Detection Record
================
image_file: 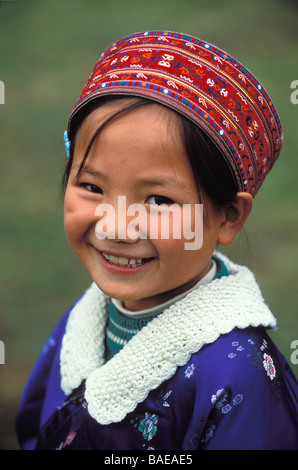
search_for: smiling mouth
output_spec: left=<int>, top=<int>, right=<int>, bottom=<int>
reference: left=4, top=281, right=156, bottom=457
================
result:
left=102, top=252, right=154, bottom=268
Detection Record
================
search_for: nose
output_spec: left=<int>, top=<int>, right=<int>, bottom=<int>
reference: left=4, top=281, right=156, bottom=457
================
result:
left=94, top=196, right=148, bottom=243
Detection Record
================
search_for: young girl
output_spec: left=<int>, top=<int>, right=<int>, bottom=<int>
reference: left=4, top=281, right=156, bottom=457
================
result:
left=16, top=31, right=297, bottom=450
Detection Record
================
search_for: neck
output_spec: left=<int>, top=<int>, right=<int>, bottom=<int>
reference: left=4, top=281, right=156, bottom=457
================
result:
left=115, top=259, right=216, bottom=315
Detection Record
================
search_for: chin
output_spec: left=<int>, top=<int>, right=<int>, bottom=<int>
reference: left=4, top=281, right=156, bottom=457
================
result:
left=93, top=280, right=138, bottom=302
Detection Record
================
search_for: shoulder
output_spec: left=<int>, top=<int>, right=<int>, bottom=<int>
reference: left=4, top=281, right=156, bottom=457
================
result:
left=16, top=295, right=84, bottom=449
left=180, top=326, right=296, bottom=396
left=36, top=296, right=82, bottom=362
left=19, top=295, right=84, bottom=397
left=173, top=326, right=297, bottom=414
left=178, top=327, right=269, bottom=380
left=165, top=327, right=270, bottom=412
left=170, top=327, right=298, bottom=449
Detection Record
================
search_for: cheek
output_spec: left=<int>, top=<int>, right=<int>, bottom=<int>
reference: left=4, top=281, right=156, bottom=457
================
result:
left=64, top=192, right=93, bottom=245
left=64, top=193, right=77, bottom=240
left=154, top=228, right=214, bottom=266
left=154, top=240, right=207, bottom=287
left=153, top=239, right=190, bottom=264
left=64, top=212, right=80, bottom=245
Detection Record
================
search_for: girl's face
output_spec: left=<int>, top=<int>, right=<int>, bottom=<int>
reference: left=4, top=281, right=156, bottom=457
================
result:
left=64, top=99, right=226, bottom=311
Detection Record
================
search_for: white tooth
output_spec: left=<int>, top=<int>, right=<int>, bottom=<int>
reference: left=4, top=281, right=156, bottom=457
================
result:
left=104, top=253, right=146, bottom=267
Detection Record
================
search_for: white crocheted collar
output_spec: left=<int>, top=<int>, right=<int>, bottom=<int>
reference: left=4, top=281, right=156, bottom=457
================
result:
left=60, top=252, right=276, bottom=425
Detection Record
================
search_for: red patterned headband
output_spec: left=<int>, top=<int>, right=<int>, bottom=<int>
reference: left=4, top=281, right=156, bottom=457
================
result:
left=67, top=31, right=283, bottom=197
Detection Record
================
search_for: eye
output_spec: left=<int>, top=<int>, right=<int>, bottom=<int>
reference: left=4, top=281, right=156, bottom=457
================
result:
left=81, top=183, right=103, bottom=194
left=146, top=195, right=174, bottom=205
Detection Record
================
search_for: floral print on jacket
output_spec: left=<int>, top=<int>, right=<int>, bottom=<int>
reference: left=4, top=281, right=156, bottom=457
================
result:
left=16, top=310, right=298, bottom=450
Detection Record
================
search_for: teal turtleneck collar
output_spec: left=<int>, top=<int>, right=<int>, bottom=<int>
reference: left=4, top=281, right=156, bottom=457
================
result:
left=105, top=256, right=228, bottom=360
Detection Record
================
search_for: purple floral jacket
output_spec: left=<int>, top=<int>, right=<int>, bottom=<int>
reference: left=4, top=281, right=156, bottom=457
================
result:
left=16, top=305, right=297, bottom=450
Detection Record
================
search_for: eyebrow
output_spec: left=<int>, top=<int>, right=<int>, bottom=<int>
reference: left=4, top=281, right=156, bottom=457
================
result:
left=137, top=176, right=189, bottom=191
left=72, top=164, right=105, bottom=180
left=74, top=164, right=189, bottom=191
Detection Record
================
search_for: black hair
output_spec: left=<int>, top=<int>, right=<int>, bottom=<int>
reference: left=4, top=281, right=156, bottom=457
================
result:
left=180, top=116, right=238, bottom=215
left=61, top=96, right=152, bottom=192
left=61, top=95, right=238, bottom=215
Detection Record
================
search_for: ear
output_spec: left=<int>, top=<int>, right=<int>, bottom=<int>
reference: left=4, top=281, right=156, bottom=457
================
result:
left=217, top=192, right=253, bottom=246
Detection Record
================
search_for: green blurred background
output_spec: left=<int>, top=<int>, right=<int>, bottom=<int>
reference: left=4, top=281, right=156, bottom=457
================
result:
left=0, top=0, right=297, bottom=450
